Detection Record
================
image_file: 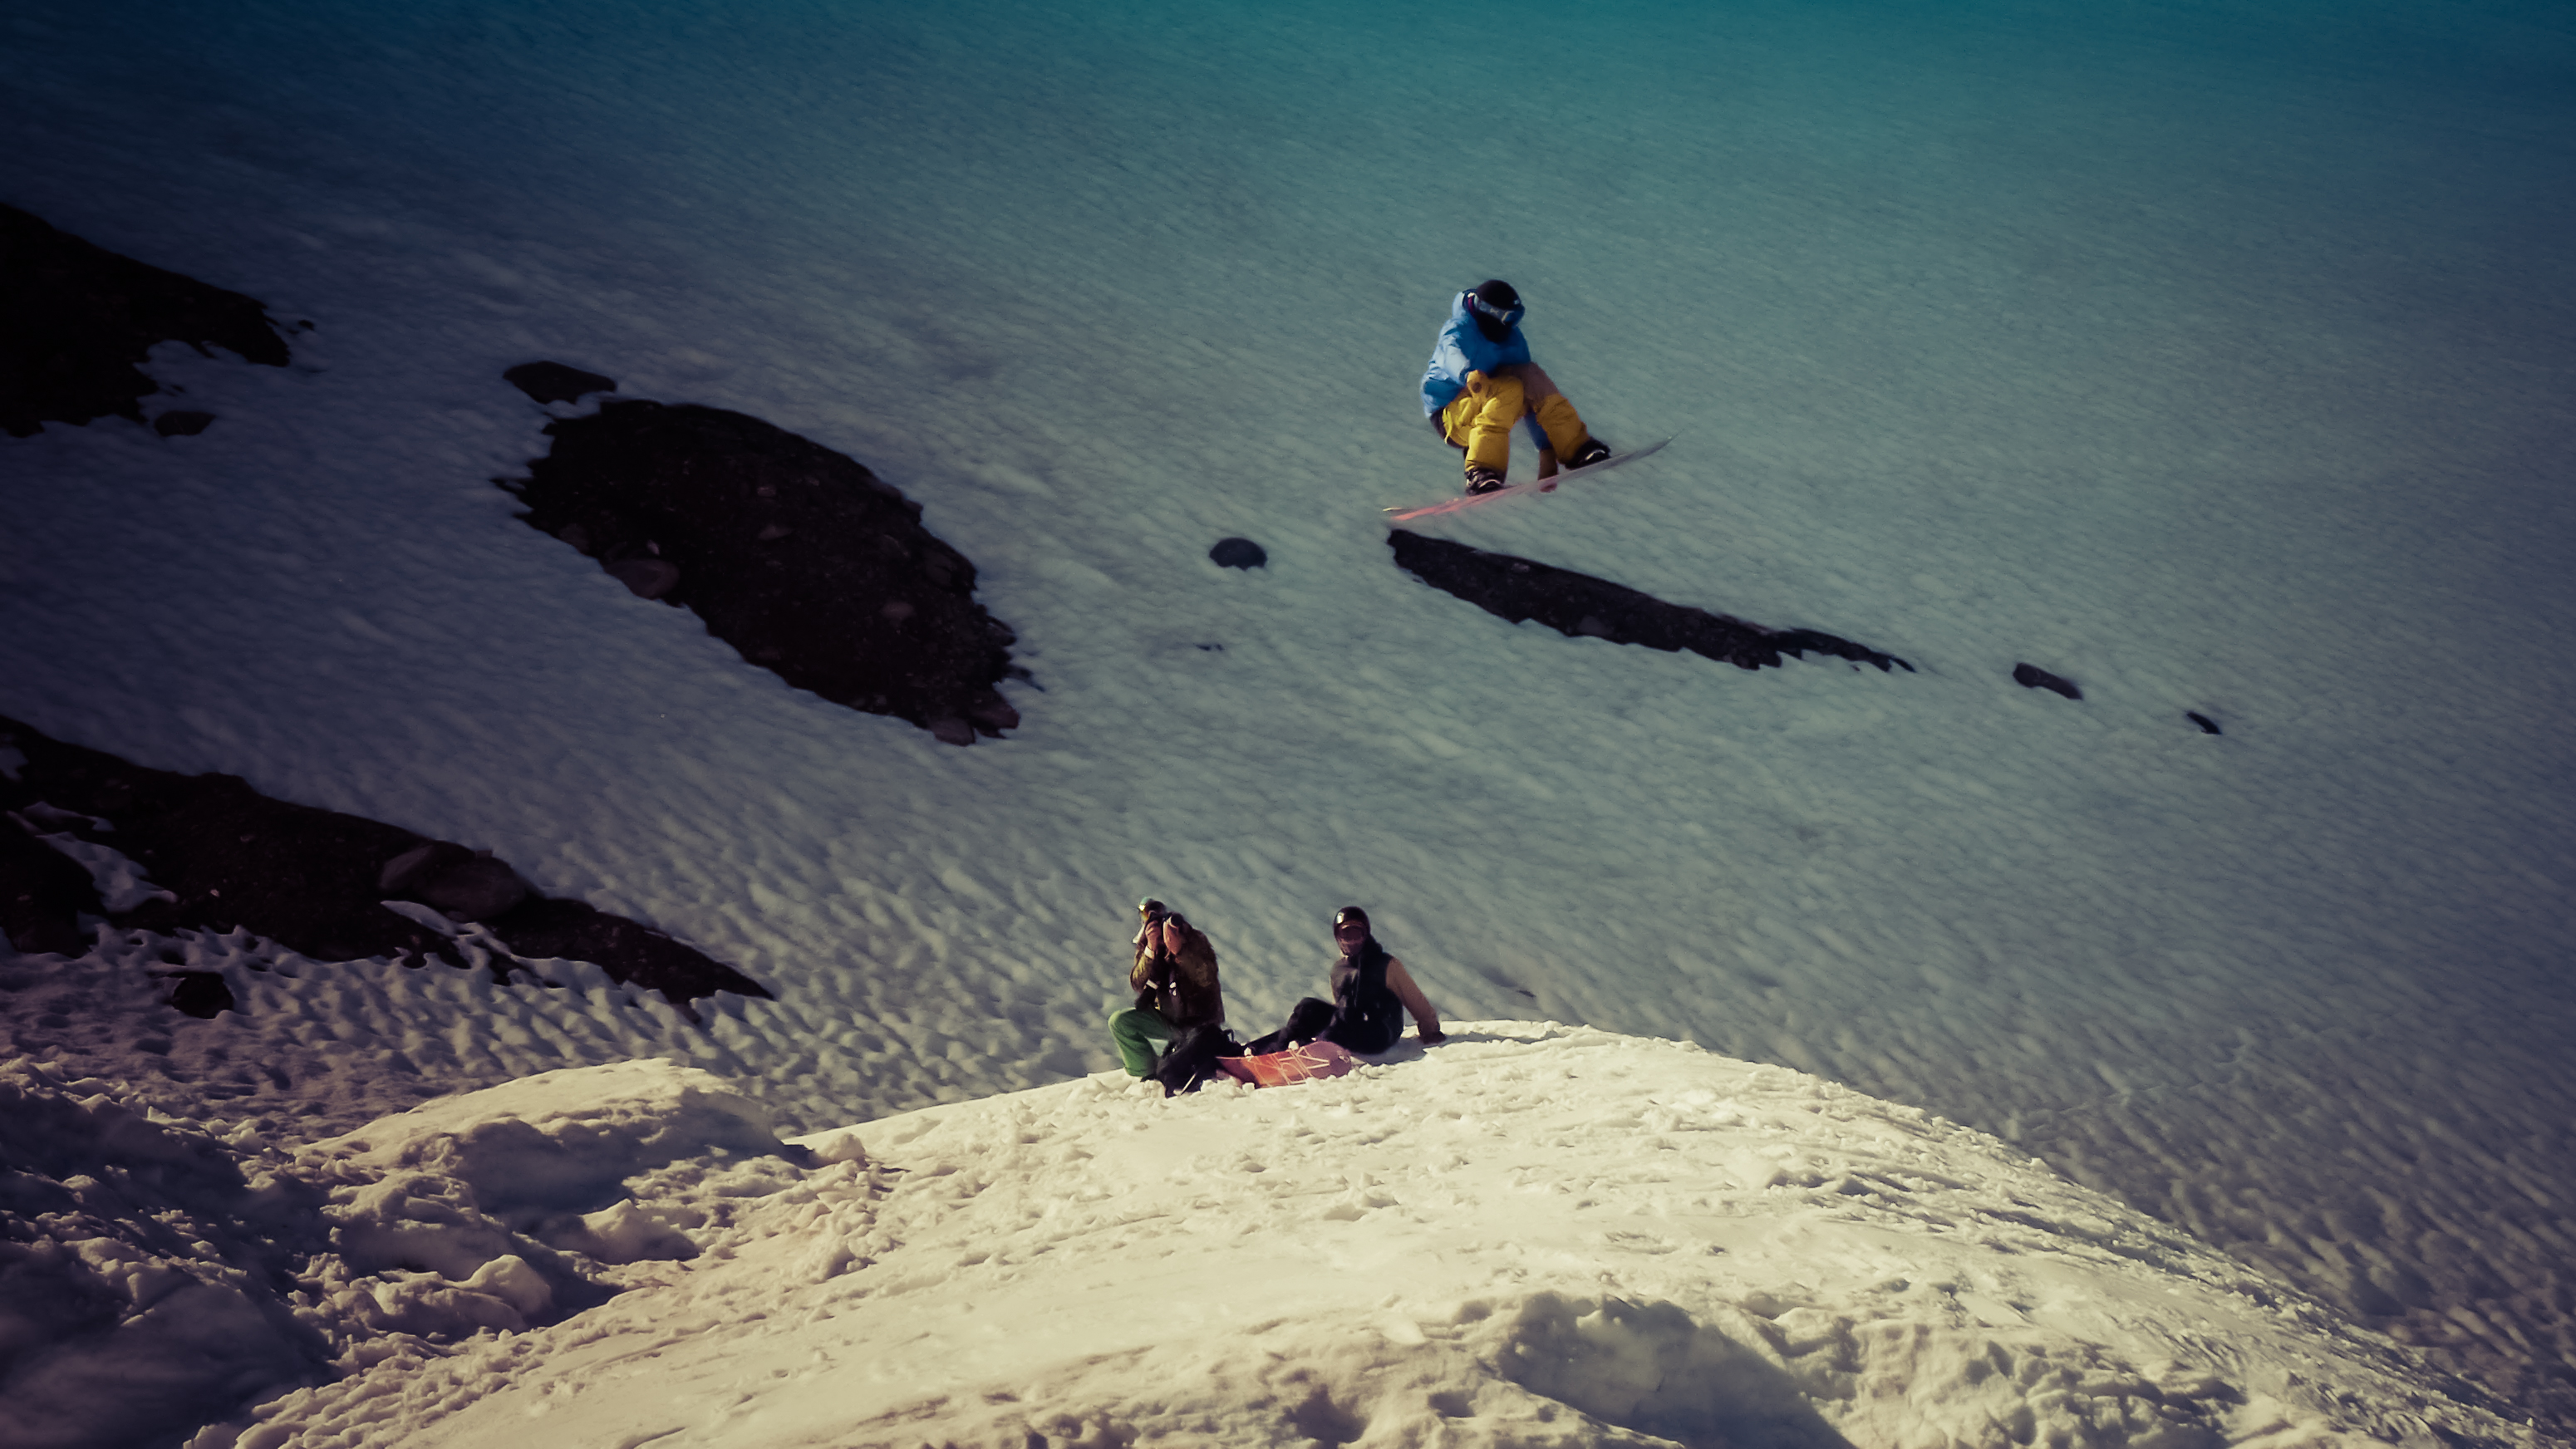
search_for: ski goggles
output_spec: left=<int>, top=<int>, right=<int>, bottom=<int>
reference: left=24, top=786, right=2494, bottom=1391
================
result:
left=1463, top=291, right=1523, bottom=329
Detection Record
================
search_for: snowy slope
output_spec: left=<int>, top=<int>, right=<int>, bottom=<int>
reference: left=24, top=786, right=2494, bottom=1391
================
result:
left=17, top=1039, right=2527, bottom=1449
left=3, top=0, right=2574, bottom=1436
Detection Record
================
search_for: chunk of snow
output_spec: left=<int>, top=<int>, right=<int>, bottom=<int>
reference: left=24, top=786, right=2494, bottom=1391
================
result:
left=793, top=1126, right=869, bottom=1166
left=10, top=812, right=175, bottom=911
left=308, top=1059, right=785, bottom=1221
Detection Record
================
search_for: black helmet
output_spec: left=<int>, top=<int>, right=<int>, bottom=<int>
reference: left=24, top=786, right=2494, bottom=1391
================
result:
left=1334, top=906, right=1370, bottom=930
left=1464, top=281, right=1522, bottom=341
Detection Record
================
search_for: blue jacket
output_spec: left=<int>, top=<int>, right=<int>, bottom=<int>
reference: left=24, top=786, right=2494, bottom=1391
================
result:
left=1420, top=292, right=1534, bottom=419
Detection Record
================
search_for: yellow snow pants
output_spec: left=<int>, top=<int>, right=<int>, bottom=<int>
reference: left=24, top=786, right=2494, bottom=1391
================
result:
left=1438, top=364, right=1590, bottom=476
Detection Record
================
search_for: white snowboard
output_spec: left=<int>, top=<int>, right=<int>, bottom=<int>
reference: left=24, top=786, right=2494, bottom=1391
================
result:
left=1384, top=437, right=1674, bottom=523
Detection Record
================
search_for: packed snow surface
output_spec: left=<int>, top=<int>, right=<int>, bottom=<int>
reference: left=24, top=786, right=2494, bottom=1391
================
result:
left=3, top=0, right=2574, bottom=1441
left=17, top=1040, right=2515, bottom=1449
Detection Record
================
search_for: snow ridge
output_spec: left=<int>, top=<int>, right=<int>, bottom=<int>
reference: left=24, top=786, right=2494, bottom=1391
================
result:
left=167, top=1029, right=2533, bottom=1449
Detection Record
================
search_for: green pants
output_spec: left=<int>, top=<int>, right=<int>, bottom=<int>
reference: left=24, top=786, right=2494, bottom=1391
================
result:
left=1109, top=1005, right=1177, bottom=1076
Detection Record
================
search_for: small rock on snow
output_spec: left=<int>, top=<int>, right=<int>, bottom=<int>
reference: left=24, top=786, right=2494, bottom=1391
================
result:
left=2012, top=663, right=2083, bottom=700
left=1208, top=537, right=1268, bottom=569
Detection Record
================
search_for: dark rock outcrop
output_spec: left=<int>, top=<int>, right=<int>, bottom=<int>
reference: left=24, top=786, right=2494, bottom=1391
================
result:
left=2187, top=711, right=2222, bottom=734
left=1388, top=531, right=1912, bottom=674
left=499, top=397, right=1023, bottom=743
left=0, top=204, right=290, bottom=437
left=2013, top=663, right=2082, bottom=700
left=503, top=361, right=616, bottom=405
left=0, top=715, right=766, bottom=1009
left=1209, top=537, right=1268, bottom=569
left=151, top=410, right=216, bottom=437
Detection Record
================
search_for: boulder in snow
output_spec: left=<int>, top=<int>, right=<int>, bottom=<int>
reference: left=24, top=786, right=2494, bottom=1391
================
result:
left=164, top=970, right=235, bottom=1019
left=606, top=555, right=682, bottom=600
left=503, top=360, right=617, bottom=405
left=378, top=841, right=532, bottom=923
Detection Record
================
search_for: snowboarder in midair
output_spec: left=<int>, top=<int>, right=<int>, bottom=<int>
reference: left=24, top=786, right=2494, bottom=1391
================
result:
left=1422, top=280, right=1609, bottom=494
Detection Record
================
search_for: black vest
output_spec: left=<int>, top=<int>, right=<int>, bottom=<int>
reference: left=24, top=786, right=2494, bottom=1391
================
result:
left=1327, top=939, right=1403, bottom=1054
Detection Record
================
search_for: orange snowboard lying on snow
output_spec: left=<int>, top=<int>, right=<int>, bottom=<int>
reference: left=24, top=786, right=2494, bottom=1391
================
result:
left=1217, top=1039, right=1360, bottom=1088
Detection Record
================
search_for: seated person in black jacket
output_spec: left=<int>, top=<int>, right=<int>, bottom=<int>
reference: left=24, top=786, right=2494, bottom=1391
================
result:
left=1246, top=906, right=1444, bottom=1056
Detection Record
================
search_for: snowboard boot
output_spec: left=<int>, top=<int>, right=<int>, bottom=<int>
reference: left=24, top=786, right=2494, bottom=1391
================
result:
left=1563, top=437, right=1611, bottom=469
left=1464, top=465, right=1507, bottom=495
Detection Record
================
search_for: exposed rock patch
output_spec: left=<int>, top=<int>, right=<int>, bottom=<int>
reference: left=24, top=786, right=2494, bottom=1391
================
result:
left=498, top=397, right=1023, bottom=743
left=1388, top=531, right=1912, bottom=674
left=2187, top=711, right=2222, bottom=735
left=0, top=203, right=290, bottom=437
left=0, top=715, right=766, bottom=1010
left=2013, top=663, right=2083, bottom=700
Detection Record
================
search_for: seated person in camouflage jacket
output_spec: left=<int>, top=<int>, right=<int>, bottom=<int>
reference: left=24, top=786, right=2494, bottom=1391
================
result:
left=1109, top=896, right=1225, bottom=1075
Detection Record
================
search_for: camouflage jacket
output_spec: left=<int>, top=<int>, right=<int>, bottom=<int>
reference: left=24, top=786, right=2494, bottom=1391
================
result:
left=1131, top=916, right=1224, bottom=1029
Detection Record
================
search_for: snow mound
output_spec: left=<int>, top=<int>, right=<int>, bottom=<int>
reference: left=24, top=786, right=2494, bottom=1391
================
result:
left=0, top=1056, right=809, bottom=1449
left=0, top=1059, right=324, bottom=1449
left=226, top=1028, right=2527, bottom=1449
left=306, top=1057, right=783, bottom=1221
left=288, top=1060, right=797, bottom=1354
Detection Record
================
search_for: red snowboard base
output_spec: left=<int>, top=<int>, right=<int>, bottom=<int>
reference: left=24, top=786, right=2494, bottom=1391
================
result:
left=1216, top=1039, right=1360, bottom=1088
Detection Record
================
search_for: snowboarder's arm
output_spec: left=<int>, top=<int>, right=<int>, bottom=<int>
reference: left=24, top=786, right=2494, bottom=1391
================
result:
left=1130, top=933, right=1167, bottom=993
left=1136, top=917, right=1211, bottom=986
left=1428, top=324, right=1479, bottom=386
left=1384, top=958, right=1444, bottom=1043
left=1423, top=312, right=1502, bottom=416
